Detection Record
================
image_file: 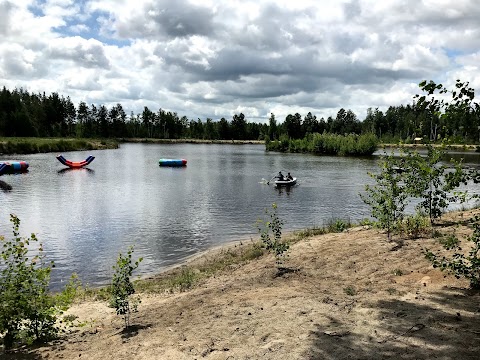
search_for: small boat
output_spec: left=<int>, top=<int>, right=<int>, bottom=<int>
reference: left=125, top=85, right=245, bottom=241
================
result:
left=159, top=159, right=187, bottom=167
left=275, top=177, right=297, bottom=187
left=0, top=161, right=29, bottom=175
left=57, top=154, right=95, bottom=168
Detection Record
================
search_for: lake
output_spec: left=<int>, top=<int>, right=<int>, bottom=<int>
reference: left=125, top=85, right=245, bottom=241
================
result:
left=0, top=143, right=478, bottom=289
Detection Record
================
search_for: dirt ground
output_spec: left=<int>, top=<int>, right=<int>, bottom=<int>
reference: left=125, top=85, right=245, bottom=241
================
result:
left=3, top=210, right=480, bottom=359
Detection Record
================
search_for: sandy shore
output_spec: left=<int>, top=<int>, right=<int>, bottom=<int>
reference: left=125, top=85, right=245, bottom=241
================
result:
left=3, top=209, right=480, bottom=359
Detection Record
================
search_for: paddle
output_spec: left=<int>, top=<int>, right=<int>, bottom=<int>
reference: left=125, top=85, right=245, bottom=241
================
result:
left=266, top=175, right=277, bottom=185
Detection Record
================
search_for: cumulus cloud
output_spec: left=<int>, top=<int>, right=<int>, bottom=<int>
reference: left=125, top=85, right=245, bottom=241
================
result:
left=0, top=0, right=479, bottom=122
left=47, top=37, right=110, bottom=69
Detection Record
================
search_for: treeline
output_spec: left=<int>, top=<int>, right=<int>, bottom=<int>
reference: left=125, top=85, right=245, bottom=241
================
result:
left=1, top=81, right=479, bottom=143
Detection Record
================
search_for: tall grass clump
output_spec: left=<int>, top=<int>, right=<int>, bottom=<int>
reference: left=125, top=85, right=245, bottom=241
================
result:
left=325, top=218, right=351, bottom=233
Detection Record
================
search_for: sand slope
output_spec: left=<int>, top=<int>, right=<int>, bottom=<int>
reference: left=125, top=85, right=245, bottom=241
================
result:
left=3, top=210, right=480, bottom=359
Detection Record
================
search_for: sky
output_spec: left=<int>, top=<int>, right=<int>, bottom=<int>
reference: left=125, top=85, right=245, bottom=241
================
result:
left=1, top=0, right=479, bottom=123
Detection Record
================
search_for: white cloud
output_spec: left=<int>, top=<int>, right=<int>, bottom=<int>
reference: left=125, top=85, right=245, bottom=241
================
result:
left=0, top=0, right=479, bottom=123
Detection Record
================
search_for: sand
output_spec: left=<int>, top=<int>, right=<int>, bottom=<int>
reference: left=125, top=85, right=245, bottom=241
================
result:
left=2, top=209, right=480, bottom=359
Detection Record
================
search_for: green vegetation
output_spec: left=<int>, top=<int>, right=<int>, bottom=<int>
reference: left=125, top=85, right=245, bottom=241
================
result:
left=257, top=204, right=290, bottom=270
left=402, top=144, right=471, bottom=225
left=438, top=233, right=461, bottom=249
left=361, top=80, right=480, bottom=240
left=3, top=79, right=480, bottom=148
left=386, top=288, right=397, bottom=295
left=361, top=152, right=409, bottom=240
left=77, top=242, right=265, bottom=298
left=397, top=213, right=430, bottom=239
left=109, top=246, right=143, bottom=329
left=167, top=268, right=198, bottom=292
left=0, top=137, right=118, bottom=155
left=361, top=144, right=474, bottom=240
left=325, top=218, right=352, bottom=233
left=392, top=269, right=404, bottom=276
left=344, top=286, right=356, bottom=296
left=266, top=133, right=378, bottom=156
left=0, top=215, right=77, bottom=349
left=424, top=215, right=480, bottom=289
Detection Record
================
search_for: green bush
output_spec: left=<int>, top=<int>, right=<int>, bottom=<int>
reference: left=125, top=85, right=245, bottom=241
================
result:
left=169, top=267, right=198, bottom=292
left=266, top=133, right=378, bottom=156
left=257, top=203, right=290, bottom=269
left=325, top=218, right=351, bottom=233
left=360, top=152, right=409, bottom=241
left=399, top=213, right=430, bottom=238
left=438, top=233, right=460, bottom=249
left=344, top=286, right=356, bottom=296
left=0, top=215, right=77, bottom=349
left=109, top=246, right=143, bottom=328
left=402, top=144, right=469, bottom=225
left=424, top=215, right=480, bottom=289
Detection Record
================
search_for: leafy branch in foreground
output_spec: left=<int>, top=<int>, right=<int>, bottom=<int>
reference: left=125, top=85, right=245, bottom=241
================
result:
left=0, top=215, right=77, bottom=349
left=401, top=143, right=470, bottom=225
left=257, top=203, right=290, bottom=269
left=424, top=215, right=480, bottom=289
left=110, top=246, right=143, bottom=329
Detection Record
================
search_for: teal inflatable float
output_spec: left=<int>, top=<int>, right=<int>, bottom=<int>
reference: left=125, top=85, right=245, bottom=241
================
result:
left=159, top=159, right=187, bottom=167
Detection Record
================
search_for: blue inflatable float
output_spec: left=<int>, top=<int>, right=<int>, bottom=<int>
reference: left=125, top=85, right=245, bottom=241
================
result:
left=0, top=161, right=29, bottom=175
left=159, top=159, right=187, bottom=167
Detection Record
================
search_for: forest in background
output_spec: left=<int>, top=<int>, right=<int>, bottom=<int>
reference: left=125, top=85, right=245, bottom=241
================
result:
left=1, top=81, right=479, bottom=143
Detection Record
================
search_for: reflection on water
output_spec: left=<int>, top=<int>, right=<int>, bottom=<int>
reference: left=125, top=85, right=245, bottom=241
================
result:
left=0, top=144, right=479, bottom=290
left=57, top=167, right=95, bottom=174
left=274, top=184, right=297, bottom=195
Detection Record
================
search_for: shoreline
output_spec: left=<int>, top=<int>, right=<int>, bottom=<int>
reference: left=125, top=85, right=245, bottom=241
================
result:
left=0, top=137, right=119, bottom=155
left=2, top=137, right=479, bottom=156
left=3, top=208, right=480, bottom=358
left=119, top=138, right=265, bottom=145
left=380, top=142, right=479, bottom=152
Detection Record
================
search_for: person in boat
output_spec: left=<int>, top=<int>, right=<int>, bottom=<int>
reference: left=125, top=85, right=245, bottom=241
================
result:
left=276, top=171, right=285, bottom=181
left=286, top=172, right=293, bottom=180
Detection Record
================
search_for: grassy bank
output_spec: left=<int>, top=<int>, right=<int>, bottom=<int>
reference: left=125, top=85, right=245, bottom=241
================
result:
left=380, top=143, right=480, bottom=152
left=120, top=138, right=264, bottom=145
left=79, top=218, right=353, bottom=301
left=0, top=137, right=119, bottom=155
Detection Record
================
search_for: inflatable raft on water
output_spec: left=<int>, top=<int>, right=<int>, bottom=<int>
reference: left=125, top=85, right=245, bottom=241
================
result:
left=57, top=154, right=95, bottom=168
left=275, top=177, right=297, bottom=187
left=0, top=161, right=29, bottom=175
left=159, top=158, right=187, bottom=167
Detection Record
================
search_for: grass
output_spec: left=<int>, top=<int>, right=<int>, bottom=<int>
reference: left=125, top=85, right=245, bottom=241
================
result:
left=74, top=214, right=425, bottom=301
left=344, top=286, right=356, bottom=296
left=392, top=269, right=404, bottom=276
left=292, top=218, right=353, bottom=241
left=438, top=233, right=460, bottom=249
left=77, top=241, right=266, bottom=299
left=386, top=287, right=397, bottom=295
left=0, top=137, right=118, bottom=154
left=76, top=219, right=356, bottom=301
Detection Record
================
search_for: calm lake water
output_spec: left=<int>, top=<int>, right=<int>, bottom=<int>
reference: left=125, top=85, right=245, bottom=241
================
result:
left=1, top=143, right=479, bottom=290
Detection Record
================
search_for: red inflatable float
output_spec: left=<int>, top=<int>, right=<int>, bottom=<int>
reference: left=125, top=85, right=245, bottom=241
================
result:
left=56, top=154, right=95, bottom=168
